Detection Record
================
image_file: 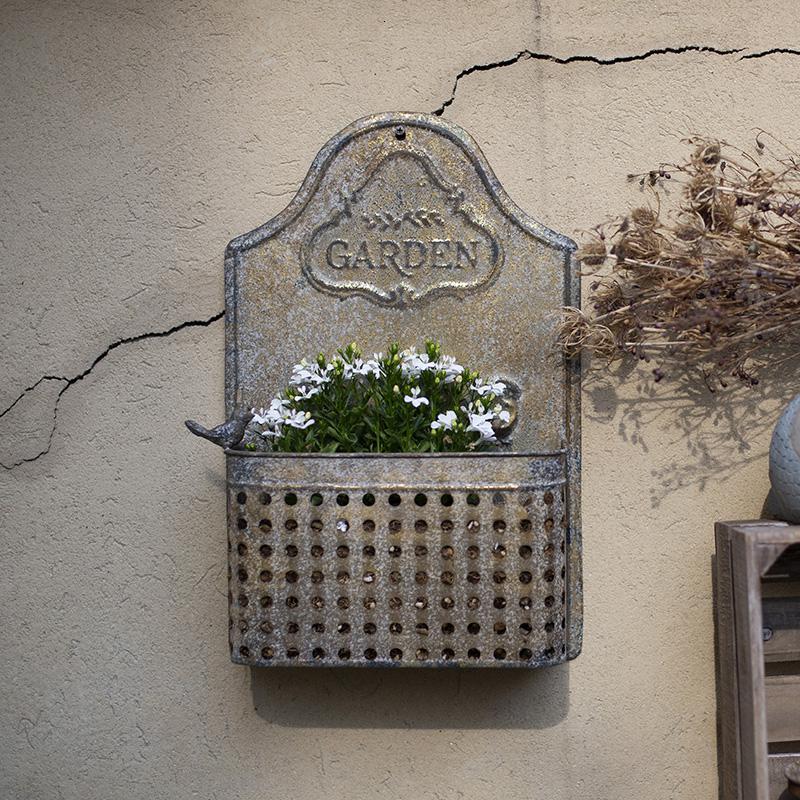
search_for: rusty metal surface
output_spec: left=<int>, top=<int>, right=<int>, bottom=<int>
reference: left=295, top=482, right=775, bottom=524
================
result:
left=223, top=112, right=581, bottom=668
left=228, top=453, right=570, bottom=667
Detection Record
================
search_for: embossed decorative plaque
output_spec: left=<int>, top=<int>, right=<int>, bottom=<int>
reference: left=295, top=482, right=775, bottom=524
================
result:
left=302, top=149, right=503, bottom=306
left=223, top=113, right=582, bottom=668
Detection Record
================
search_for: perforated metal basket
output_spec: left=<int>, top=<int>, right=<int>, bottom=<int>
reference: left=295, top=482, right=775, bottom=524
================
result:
left=222, top=112, right=582, bottom=669
left=228, top=452, right=575, bottom=667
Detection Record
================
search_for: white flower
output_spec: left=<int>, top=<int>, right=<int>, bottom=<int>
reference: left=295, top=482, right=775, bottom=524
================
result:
left=464, top=399, right=486, bottom=414
left=289, top=359, right=332, bottom=387
left=251, top=407, right=269, bottom=425
left=471, top=378, right=506, bottom=397
left=431, top=410, right=458, bottom=431
left=361, top=358, right=383, bottom=378
left=344, top=357, right=382, bottom=379
left=251, top=397, right=290, bottom=426
left=466, top=410, right=497, bottom=443
left=399, top=348, right=436, bottom=378
left=403, top=386, right=430, bottom=408
left=284, top=410, right=315, bottom=430
left=435, top=355, right=464, bottom=383
left=294, top=384, right=321, bottom=400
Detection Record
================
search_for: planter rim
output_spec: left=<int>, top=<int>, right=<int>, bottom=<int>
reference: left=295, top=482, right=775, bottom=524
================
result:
left=224, top=449, right=567, bottom=459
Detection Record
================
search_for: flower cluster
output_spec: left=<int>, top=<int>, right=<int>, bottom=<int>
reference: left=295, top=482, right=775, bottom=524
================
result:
left=244, top=341, right=510, bottom=453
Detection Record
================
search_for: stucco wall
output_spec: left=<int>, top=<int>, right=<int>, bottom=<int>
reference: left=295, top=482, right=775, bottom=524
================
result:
left=2, top=2, right=799, bottom=798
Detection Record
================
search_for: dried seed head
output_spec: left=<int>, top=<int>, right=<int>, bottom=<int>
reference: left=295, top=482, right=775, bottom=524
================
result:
left=695, top=141, right=721, bottom=166
left=674, top=223, right=703, bottom=242
left=577, top=240, right=607, bottom=267
left=561, top=134, right=800, bottom=390
left=630, top=207, right=658, bottom=229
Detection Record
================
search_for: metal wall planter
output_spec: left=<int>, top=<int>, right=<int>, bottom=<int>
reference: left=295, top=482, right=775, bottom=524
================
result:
left=224, top=112, right=581, bottom=668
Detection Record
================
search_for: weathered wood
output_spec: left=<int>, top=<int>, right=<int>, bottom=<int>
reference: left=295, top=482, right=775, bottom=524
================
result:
left=765, top=674, right=800, bottom=743
left=714, top=520, right=800, bottom=800
left=714, top=522, right=743, bottom=800
left=763, top=596, right=800, bottom=662
left=731, top=525, right=771, bottom=799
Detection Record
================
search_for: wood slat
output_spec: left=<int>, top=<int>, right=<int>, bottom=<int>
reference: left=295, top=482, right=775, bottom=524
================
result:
left=765, top=674, right=800, bottom=743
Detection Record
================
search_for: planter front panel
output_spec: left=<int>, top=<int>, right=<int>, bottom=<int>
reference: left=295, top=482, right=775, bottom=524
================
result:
left=228, top=453, right=571, bottom=667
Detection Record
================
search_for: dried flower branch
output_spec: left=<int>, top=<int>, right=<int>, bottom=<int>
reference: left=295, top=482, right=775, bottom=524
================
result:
left=560, top=134, right=800, bottom=390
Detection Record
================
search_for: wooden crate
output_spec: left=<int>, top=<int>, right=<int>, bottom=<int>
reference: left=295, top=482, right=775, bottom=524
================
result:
left=714, top=520, right=800, bottom=800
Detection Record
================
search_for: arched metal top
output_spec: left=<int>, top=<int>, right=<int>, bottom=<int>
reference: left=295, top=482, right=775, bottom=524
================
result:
left=226, top=112, right=576, bottom=258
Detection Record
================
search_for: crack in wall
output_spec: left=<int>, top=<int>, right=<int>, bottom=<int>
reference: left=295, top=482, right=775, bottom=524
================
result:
left=431, top=44, right=800, bottom=116
left=7, top=43, right=799, bottom=472
left=1, top=311, right=224, bottom=470
left=741, top=47, right=800, bottom=59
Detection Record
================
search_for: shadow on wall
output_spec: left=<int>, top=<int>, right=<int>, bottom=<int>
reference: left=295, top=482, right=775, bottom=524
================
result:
left=250, top=662, right=569, bottom=729
left=583, top=350, right=800, bottom=508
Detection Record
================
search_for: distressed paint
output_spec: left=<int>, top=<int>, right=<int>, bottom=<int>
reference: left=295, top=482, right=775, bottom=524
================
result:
left=224, top=113, right=580, bottom=667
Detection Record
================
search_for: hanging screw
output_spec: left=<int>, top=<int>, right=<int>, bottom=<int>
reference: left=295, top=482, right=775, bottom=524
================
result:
left=394, top=125, right=406, bottom=140
left=762, top=626, right=773, bottom=642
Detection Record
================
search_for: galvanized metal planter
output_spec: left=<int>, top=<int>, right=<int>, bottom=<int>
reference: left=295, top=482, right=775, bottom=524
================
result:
left=223, top=112, right=581, bottom=668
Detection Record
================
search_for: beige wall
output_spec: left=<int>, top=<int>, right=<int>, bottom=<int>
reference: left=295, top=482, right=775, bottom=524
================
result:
left=2, top=2, right=799, bottom=798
